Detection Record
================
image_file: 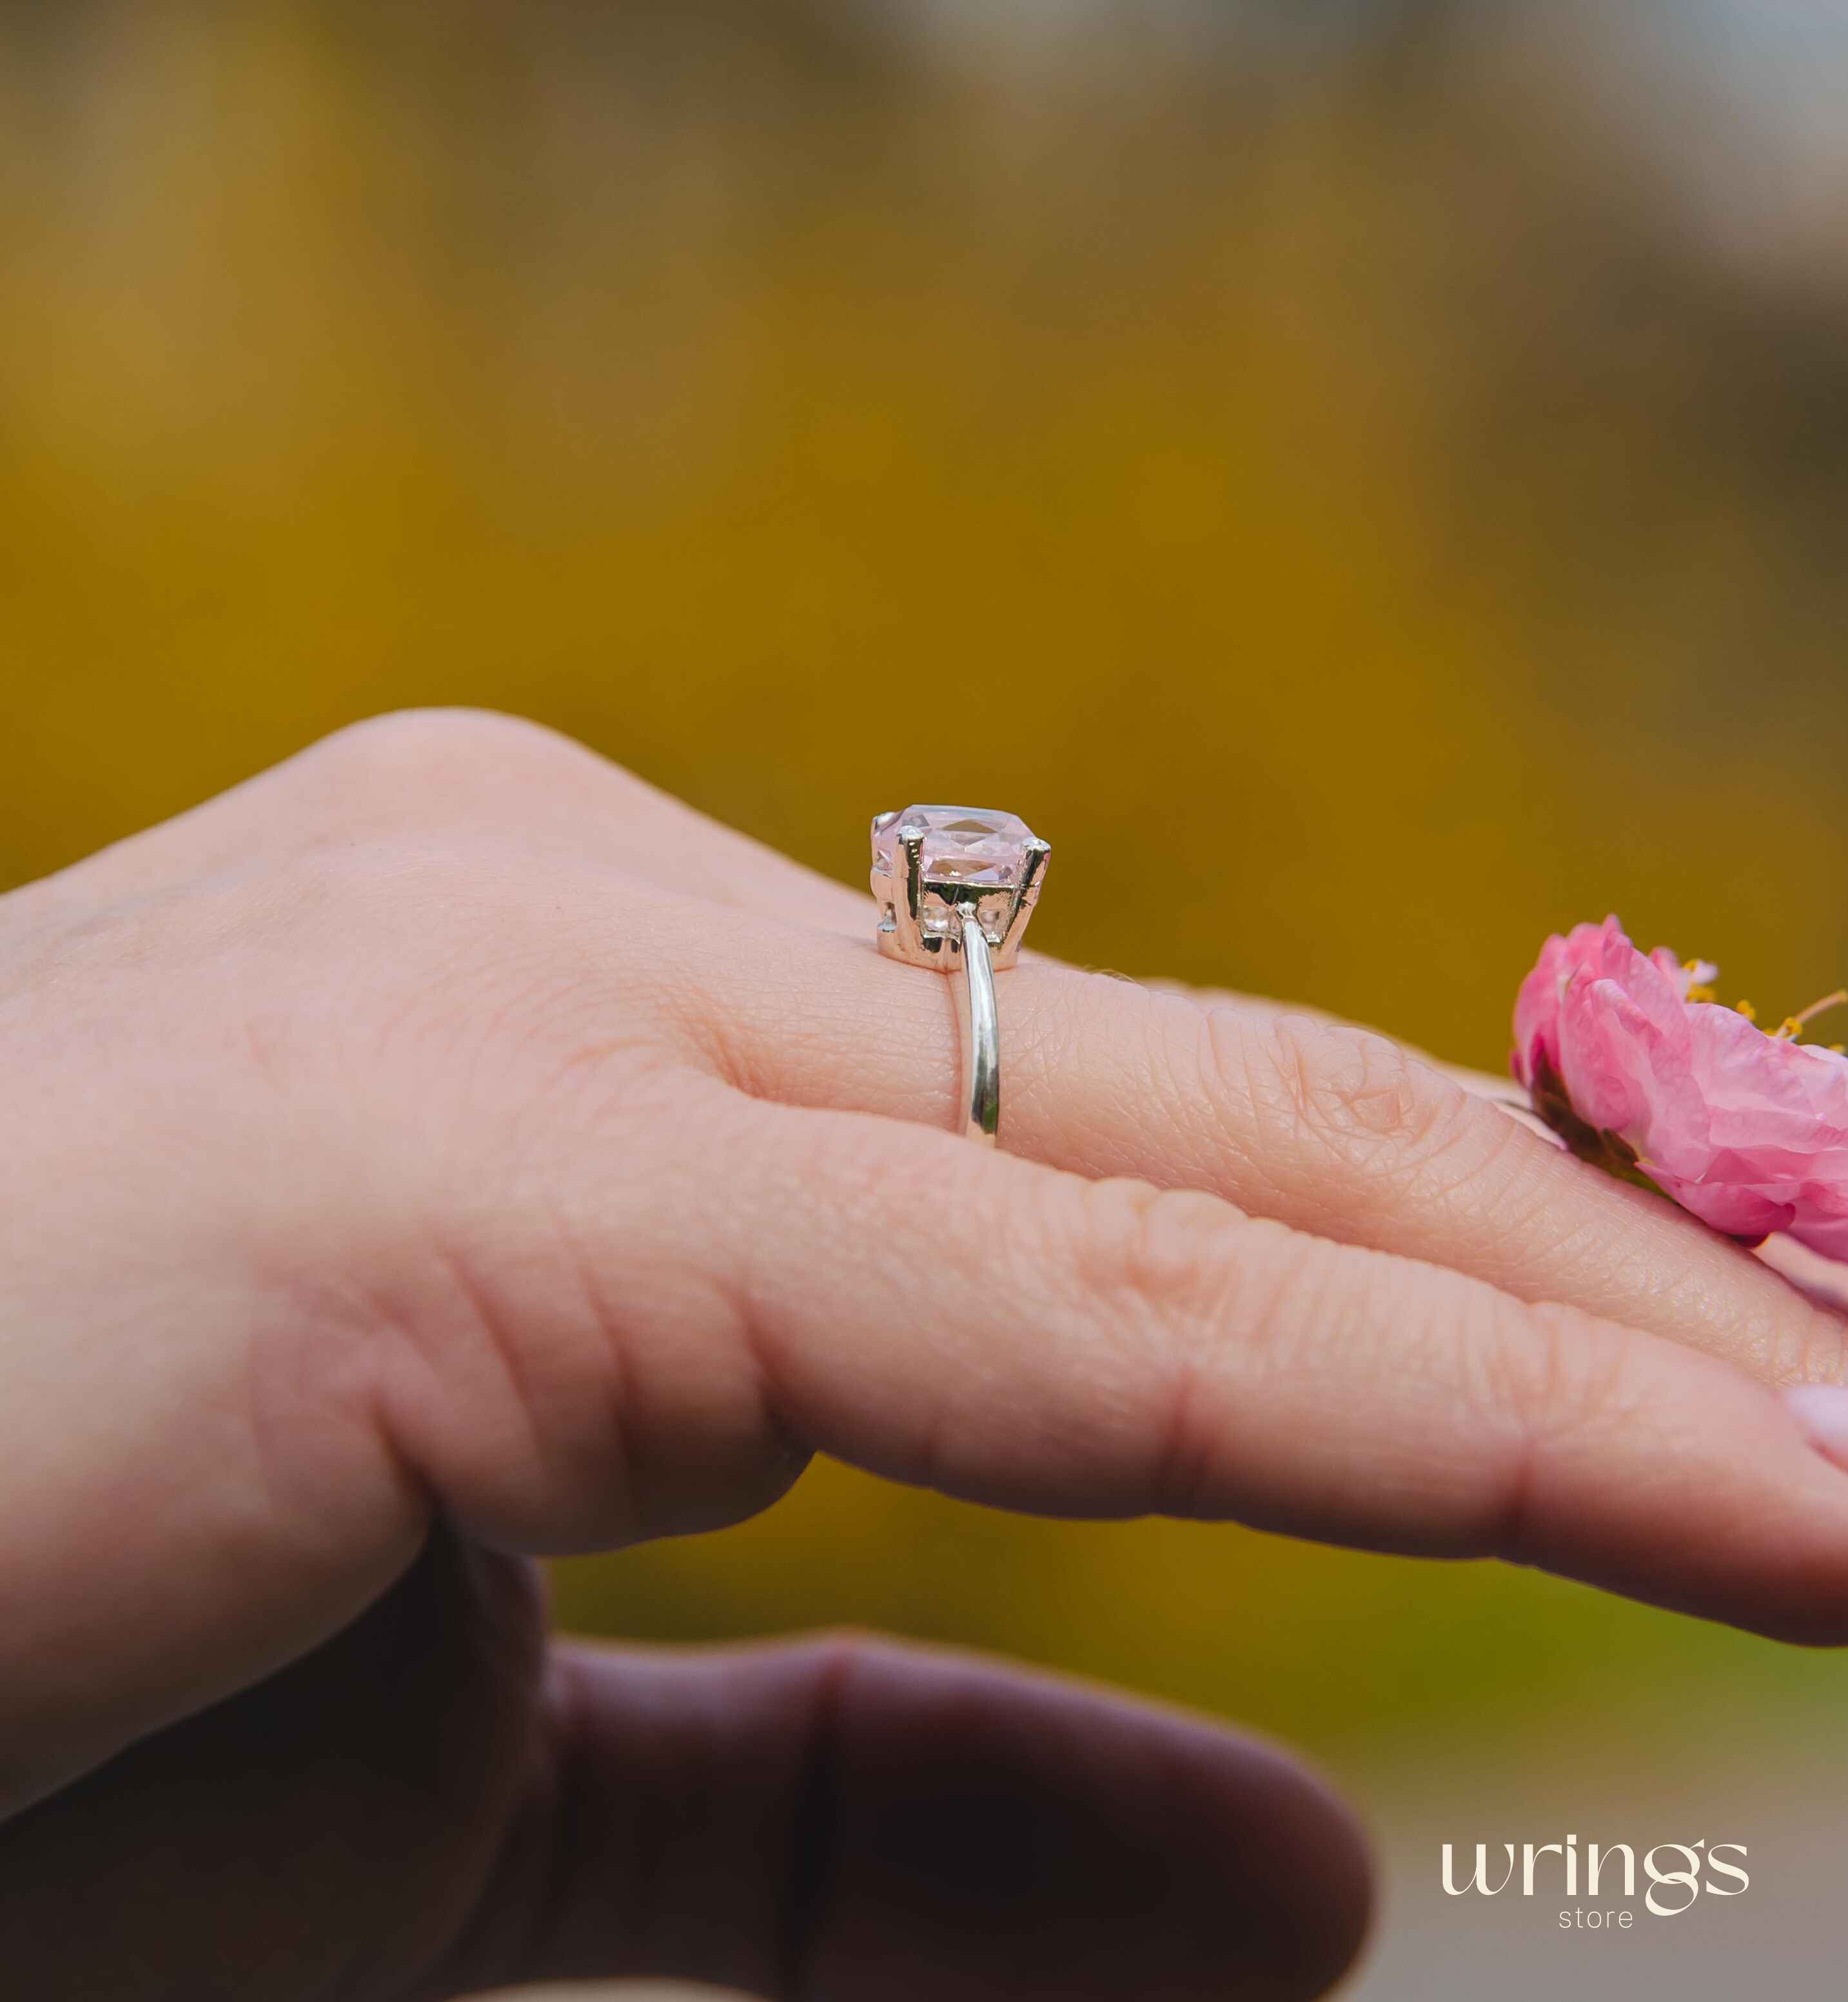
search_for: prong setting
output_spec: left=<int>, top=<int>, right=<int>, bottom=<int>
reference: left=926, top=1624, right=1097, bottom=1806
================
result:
left=870, top=805, right=1048, bottom=972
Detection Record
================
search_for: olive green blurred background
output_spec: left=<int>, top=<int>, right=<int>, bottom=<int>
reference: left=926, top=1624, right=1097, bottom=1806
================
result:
left=6, top=3, right=1847, bottom=1992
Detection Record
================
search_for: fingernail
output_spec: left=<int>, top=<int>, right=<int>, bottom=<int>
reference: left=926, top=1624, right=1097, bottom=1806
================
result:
left=1784, top=1386, right=1848, bottom=1471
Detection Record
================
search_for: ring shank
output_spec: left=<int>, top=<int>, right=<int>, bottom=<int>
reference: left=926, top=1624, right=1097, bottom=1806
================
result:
left=956, top=908, right=1001, bottom=1146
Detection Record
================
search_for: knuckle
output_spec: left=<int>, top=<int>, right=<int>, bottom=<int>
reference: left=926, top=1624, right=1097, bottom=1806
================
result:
left=1063, top=1177, right=1310, bottom=1515
left=1519, top=1302, right=1638, bottom=1435
left=304, top=708, right=595, bottom=811
left=1353, top=1289, right=1642, bottom=1560
left=363, top=1187, right=800, bottom=1552
left=1070, top=1176, right=1252, bottom=1325
left=1479, top=1301, right=1639, bottom=1536
left=1229, top=1012, right=1475, bottom=1173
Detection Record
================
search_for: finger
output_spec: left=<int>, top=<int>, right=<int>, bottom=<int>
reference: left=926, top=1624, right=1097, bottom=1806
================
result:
left=342, top=1079, right=1848, bottom=1640
left=1756, top=1233, right=1848, bottom=1317
left=689, top=921, right=1848, bottom=1384
left=1144, top=977, right=1548, bottom=1108
left=440, top=1634, right=1368, bottom=2002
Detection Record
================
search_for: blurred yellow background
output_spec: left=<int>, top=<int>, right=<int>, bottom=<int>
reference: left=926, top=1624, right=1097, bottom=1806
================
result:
left=5, top=4, right=1847, bottom=1992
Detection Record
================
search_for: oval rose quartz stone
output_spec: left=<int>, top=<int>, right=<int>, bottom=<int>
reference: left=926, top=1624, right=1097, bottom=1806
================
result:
left=872, top=805, right=1037, bottom=890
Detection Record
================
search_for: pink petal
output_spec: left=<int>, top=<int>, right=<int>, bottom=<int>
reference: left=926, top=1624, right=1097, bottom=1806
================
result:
left=1516, top=916, right=1848, bottom=1265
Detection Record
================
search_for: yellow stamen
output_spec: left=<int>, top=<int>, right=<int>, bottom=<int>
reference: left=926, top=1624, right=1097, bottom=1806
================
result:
left=1793, top=987, right=1848, bottom=1030
left=1736, top=999, right=1756, bottom=1022
left=1778, top=1017, right=1806, bottom=1039
left=1686, top=985, right=1716, bottom=1004
left=1771, top=990, right=1848, bottom=1039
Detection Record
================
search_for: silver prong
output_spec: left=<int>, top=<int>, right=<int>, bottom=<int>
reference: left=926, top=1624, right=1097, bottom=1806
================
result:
left=870, top=809, right=897, bottom=861
left=998, top=837, right=1050, bottom=961
left=887, top=820, right=927, bottom=957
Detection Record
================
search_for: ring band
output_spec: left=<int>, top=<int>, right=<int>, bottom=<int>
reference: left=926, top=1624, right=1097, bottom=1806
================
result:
left=869, top=805, right=1050, bottom=1147
left=957, top=907, right=999, bottom=1143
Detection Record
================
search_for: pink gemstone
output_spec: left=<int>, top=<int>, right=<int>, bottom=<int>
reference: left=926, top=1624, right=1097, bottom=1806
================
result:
left=872, top=805, right=1037, bottom=892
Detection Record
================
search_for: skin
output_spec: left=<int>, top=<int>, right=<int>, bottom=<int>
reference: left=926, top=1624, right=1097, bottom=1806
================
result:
left=4, top=709, right=1848, bottom=2001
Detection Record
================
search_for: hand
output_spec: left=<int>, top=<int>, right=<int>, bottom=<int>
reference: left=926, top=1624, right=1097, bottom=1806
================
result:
left=4, top=711, right=1846, bottom=2001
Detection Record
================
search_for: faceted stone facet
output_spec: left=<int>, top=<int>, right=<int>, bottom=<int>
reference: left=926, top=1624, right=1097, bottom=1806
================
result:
left=872, top=804, right=1037, bottom=892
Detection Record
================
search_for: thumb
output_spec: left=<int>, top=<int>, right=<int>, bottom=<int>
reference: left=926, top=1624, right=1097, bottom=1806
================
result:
left=448, top=1633, right=1369, bottom=2001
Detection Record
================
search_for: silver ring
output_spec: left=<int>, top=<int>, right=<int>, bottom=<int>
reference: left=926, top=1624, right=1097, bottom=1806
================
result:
left=869, top=805, right=1050, bottom=1146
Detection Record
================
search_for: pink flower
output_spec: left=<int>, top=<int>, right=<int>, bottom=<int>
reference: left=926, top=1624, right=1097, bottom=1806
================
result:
left=1512, top=916, right=1848, bottom=1261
